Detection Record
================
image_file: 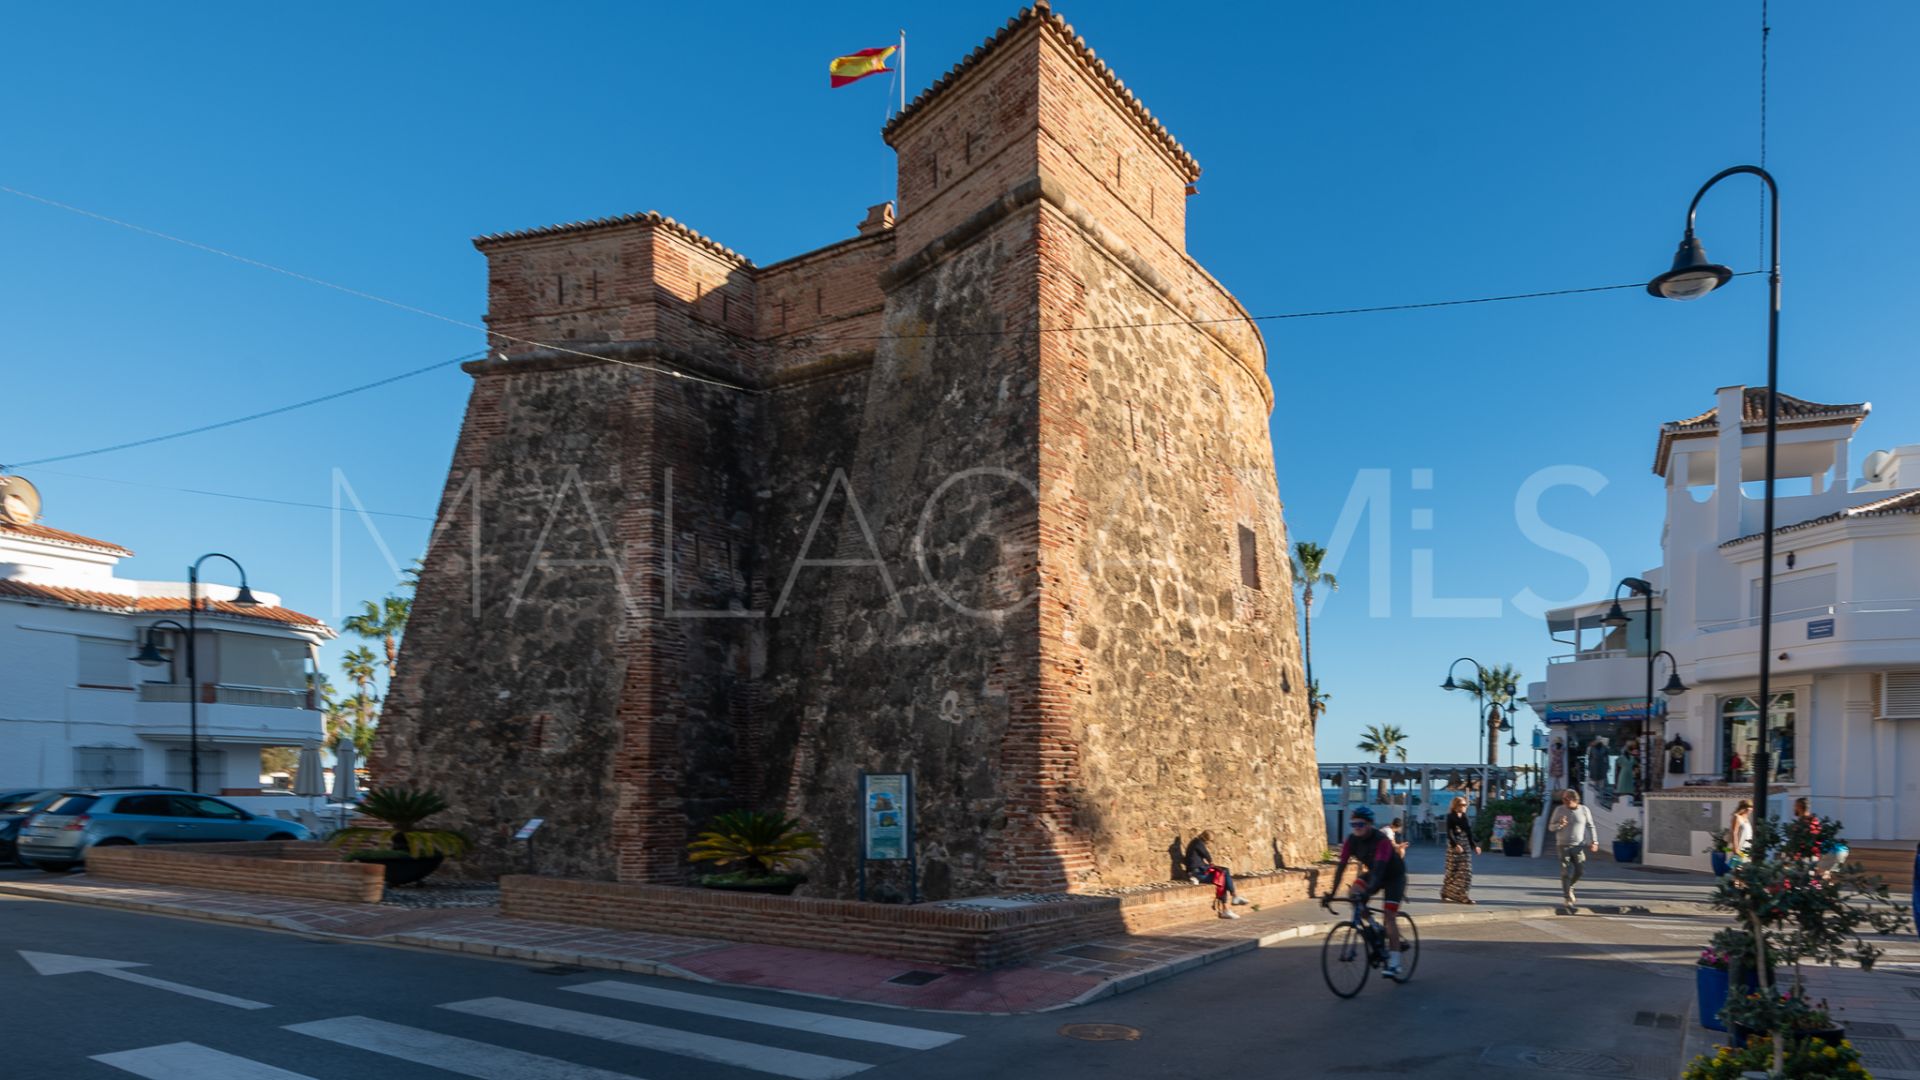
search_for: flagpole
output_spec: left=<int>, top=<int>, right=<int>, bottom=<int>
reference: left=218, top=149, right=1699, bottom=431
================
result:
left=899, top=29, right=906, bottom=113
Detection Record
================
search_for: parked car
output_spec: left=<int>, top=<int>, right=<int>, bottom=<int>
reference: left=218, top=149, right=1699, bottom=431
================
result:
left=0, top=789, right=63, bottom=866
left=16, top=790, right=311, bottom=871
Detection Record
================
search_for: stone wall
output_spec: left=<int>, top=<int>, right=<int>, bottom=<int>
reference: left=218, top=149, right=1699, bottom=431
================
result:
left=377, top=1, right=1320, bottom=898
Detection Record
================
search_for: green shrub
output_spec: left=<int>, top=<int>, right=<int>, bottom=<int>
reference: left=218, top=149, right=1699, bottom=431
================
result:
left=687, top=810, right=821, bottom=875
left=1472, top=794, right=1542, bottom=848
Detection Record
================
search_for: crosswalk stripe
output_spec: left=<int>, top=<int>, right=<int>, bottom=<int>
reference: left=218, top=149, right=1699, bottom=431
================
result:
left=93, top=1042, right=320, bottom=1080
left=285, top=1016, right=640, bottom=1080
left=444, top=997, right=870, bottom=1080
left=562, top=981, right=962, bottom=1050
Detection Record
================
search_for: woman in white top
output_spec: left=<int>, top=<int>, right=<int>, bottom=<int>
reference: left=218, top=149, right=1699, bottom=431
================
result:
left=1728, top=799, right=1755, bottom=866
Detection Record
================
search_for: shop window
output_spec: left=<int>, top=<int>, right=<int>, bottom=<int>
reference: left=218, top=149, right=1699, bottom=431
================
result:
left=1721, top=693, right=1795, bottom=784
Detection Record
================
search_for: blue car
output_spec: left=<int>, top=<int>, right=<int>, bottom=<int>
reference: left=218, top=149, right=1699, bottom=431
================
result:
left=0, top=789, right=62, bottom=866
left=17, top=789, right=311, bottom=871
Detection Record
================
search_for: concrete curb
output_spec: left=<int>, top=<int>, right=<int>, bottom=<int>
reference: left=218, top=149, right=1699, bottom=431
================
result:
left=0, top=878, right=1719, bottom=1017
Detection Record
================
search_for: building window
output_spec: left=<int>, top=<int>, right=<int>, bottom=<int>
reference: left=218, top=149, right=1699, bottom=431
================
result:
left=1237, top=525, right=1261, bottom=590
left=1721, top=693, right=1795, bottom=784
left=76, top=637, right=135, bottom=690
left=215, top=635, right=308, bottom=690
left=166, top=748, right=229, bottom=792
left=74, top=746, right=141, bottom=788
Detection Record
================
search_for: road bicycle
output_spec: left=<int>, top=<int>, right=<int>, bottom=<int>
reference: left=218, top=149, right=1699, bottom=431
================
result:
left=1320, top=895, right=1420, bottom=999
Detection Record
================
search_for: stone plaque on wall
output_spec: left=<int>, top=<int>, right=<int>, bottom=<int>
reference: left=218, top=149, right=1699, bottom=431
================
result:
left=1649, top=799, right=1721, bottom=856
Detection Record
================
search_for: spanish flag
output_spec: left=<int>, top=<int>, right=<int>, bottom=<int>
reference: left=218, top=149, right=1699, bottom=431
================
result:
left=830, top=46, right=896, bottom=88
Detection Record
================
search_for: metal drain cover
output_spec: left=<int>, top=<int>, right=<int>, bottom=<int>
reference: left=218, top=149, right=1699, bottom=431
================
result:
left=1059, top=1024, right=1142, bottom=1042
left=530, top=964, right=588, bottom=975
left=887, top=971, right=945, bottom=986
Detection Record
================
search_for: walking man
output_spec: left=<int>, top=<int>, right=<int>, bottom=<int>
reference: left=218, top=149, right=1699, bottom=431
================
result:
left=1547, top=787, right=1598, bottom=910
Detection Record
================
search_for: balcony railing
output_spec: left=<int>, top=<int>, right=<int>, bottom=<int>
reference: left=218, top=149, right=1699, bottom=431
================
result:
left=1698, top=598, right=1920, bottom=635
left=1548, top=648, right=1630, bottom=665
left=138, top=684, right=313, bottom=710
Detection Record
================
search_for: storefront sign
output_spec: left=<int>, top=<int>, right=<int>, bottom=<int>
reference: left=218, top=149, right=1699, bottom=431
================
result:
left=1544, top=698, right=1667, bottom=724
left=1807, top=618, right=1835, bottom=640
left=514, top=818, right=544, bottom=841
left=862, top=774, right=910, bottom=861
left=1493, top=814, right=1515, bottom=839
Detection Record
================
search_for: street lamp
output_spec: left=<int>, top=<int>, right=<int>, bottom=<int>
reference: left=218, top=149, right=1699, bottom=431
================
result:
left=1649, top=164, right=1781, bottom=861
left=1605, top=577, right=1658, bottom=797
left=1442, top=657, right=1509, bottom=807
left=131, top=553, right=260, bottom=793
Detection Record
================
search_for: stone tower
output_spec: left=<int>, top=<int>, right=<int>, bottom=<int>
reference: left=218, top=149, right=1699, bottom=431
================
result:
left=376, top=1, right=1322, bottom=899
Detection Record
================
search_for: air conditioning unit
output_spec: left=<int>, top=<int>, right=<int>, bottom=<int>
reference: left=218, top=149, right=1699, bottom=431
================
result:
left=1884, top=672, right=1920, bottom=720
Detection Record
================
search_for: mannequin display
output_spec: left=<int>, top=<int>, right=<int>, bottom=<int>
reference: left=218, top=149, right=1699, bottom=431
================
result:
left=1613, top=744, right=1637, bottom=796
left=1549, top=738, right=1567, bottom=786
left=1586, top=738, right=1610, bottom=796
left=1666, top=735, right=1691, bottom=775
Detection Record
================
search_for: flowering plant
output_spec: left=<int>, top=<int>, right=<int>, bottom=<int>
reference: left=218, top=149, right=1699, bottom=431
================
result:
left=1697, top=926, right=1754, bottom=973
left=1681, top=1036, right=1867, bottom=1080
left=1697, top=948, right=1730, bottom=971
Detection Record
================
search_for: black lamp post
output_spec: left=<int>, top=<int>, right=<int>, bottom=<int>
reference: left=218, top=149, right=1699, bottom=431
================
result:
left=131, top=553, right=260, bottom=793
left=1602, top=577, right=1657, bottom=798
left=1649, top=164, right=1781, bottom=861
left=1442, top=656, right=1500, bottom=807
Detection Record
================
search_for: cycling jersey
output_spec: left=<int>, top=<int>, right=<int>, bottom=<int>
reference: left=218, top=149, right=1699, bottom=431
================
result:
left=1338, top=830, right=1408, bottom=908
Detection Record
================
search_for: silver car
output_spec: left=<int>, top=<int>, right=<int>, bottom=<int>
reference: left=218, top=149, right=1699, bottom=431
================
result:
left=17, top=789, right=311, bottom=871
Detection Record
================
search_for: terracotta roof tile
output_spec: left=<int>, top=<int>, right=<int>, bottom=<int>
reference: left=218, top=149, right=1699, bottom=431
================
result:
left=0, top=521, right=133, bottom=557
left=472, top=210, right=753, bottom=267
left=0, top=579, right=328, bottom=631
left=881, top=1, right=1203, bottom=183
left=1720, top=489, right=1920, bottom=548
left=1653, top=390, right=1870, bottom=476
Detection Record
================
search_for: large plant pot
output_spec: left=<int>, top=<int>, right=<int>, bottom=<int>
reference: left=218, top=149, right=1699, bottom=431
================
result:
left=698, top=874, right=805, bottom=896
left=1696, top=966, right=1730, bottom=1032
left=1501, top=836, right=1527, bottom=857
left=1711, top=851, right=1731, bottom=876
left=1613, top=840, right=1641, bottom=863
left=346, top=851, right=445, bottom=886
left=1730, top=1021, right=1846, bottom=1050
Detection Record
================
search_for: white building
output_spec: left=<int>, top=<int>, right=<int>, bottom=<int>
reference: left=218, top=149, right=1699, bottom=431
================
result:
left=1530, top=386, right=1920, bottom=871
left=0, top=486, right=334, bottom=794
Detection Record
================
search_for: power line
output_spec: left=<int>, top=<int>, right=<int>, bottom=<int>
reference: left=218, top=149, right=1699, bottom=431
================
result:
left=30, top=466, right=436, bottom=521
left=4, top=352, right=483, bottom=470
left=0, top=185, right=760, bottom=394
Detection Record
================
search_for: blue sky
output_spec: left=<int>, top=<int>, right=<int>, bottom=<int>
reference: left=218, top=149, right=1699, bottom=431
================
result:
left=4, top=3, right=1916, bottom=764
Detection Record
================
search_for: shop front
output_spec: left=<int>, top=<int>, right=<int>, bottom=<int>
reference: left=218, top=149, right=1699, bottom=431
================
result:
left=1543, top=698, right=1667, bottom=805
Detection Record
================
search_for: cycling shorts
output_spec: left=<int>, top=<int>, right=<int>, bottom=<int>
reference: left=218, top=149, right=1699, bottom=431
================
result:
left=1365, top=865, right=1408, bottom=911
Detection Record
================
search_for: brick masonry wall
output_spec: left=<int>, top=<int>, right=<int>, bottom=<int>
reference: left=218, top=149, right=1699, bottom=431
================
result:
left=502, top=874, right=1124, bottom=969
left=87, top=842, right=383, bottom=904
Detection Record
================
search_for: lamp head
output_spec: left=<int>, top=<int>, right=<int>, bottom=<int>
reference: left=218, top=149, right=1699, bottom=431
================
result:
left=1648, top=233, right=1733, bottom=301
left=232, top=583, right=261, bottom=607
left=1600, top=601, right=1630, bottom=628
left=131, top=637, right=168, bottom=667
left=1662, top=670, right=1689, bottom=696
left=1441, top=675, right=1458, bottom=691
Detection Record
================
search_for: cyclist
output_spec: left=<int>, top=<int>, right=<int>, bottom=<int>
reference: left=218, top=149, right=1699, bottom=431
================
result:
left=1323, top=806, right=1409, bottom=977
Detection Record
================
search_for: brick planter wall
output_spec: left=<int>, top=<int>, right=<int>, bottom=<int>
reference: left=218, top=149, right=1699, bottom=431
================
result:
left=502, top=867, right=1320, bottom=968
left=86, top=842, right=384, bottom=904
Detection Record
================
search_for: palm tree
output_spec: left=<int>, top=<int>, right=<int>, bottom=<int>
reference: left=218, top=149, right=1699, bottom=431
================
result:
left=1307, top=680, right=1332, bottom=726
left=342, top=595, right=411, bottom=680
left=1456, top=662, right=1524, bottom=766
left=1357, top=723, right=1409, bottom=799
left=1291, top=542, right=1336, bottom=728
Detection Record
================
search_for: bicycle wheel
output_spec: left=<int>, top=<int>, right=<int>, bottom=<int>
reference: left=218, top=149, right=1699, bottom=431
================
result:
left=1321, top=923, right=1370, bottom=998
left=1389, top=912, right=1420, bottom=982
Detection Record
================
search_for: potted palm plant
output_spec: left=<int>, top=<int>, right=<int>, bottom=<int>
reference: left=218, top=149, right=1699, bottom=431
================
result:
left=687, top=810, right=821, bottom=895
left=1612, top=819, right=1643, bottom=863
left=329, top=787, right=470, bottom=886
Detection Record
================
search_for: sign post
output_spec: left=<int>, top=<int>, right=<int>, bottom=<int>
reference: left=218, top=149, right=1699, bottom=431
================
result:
left=514, top=818, right=544, bottom=874
left=859, top=773, right=914, bottom=903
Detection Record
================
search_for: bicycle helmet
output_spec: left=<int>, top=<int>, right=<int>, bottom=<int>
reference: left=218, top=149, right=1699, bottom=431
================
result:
left=1350, top=807, right=1376, bottom=822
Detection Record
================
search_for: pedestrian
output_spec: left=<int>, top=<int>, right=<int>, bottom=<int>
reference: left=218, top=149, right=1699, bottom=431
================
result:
left=1440, top=795, right=1480, bottom=904
left=1389, top=817, right=1410, bottom=859
left=1187, top=830, right=1248, bottom=917
left=1547, top=787, right=1598, bottom=909
left=1728, top=799, right=1754, bottom=869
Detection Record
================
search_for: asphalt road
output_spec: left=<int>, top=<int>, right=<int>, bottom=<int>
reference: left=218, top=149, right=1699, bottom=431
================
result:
left=0, top=887, right=1723, bottom=1080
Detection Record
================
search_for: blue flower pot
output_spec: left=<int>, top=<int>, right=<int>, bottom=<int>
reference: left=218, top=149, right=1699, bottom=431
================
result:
left=1612, top=840, right=1641, bottom=863
left=1711, top=851, right=1730, bottom=876
left=1695, top=966, right=1730, bottom=1032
